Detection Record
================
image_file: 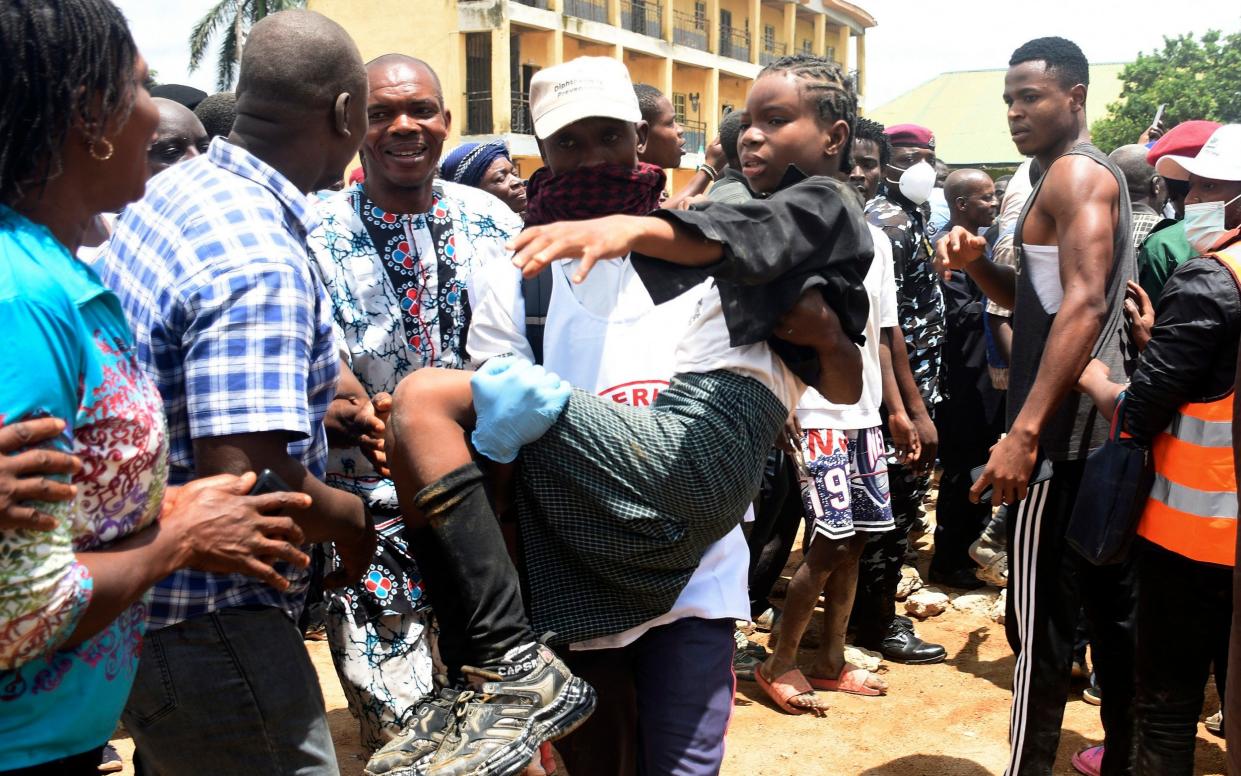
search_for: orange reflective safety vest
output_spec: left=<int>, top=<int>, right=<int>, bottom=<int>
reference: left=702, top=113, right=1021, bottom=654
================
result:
left=1136, top=248, right=1240, bottom=567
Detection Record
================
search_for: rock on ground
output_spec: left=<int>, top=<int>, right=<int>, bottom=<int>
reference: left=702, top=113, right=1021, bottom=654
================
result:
left=896, top=564, right=924, bottom=600
left=904, top=588, right=950, bottom=619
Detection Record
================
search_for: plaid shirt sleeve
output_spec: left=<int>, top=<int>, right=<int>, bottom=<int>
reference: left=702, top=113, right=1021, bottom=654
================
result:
left=181, top=251, right=320, bottom=442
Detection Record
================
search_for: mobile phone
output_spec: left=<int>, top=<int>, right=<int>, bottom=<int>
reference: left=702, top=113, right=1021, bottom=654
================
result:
left=249, top=469, right=292, bottom=496
left=969, top=458, right=1053, bottom=503
left=1152, top=103, right=1166, bottom=128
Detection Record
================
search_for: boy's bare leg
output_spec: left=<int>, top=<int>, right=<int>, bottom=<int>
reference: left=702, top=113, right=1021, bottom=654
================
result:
left=758, top=536, right=858, bottom=714
left=387, top=368, right=477, bottom=528
left=808, top=534, right=887, bottom=693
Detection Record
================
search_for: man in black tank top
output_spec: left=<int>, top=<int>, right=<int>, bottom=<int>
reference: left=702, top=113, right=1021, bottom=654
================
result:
left=936, top=37, right=1137, bottom=776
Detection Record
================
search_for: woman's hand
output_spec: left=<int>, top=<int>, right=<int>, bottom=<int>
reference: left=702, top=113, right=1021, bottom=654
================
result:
left=162, top=472, right=312, bottom=591
left=0, top=417, right=81, bottom=531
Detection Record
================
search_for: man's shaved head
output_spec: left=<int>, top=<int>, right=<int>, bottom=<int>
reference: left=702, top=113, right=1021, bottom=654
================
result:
left=945, top=168, right=997, bottom=232
left=1109, top=143, right=1164, bottom=209
left=367, top=54, right=443, bottom=105
left=230, top=9, right=368, bottom=192
left=236, top=10, right=367, bottom=111
left=944, top=168, right=992, bottom=202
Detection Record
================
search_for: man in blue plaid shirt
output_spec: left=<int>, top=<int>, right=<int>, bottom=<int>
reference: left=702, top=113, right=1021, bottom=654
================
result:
left=95, top=12, right=374, bottom=775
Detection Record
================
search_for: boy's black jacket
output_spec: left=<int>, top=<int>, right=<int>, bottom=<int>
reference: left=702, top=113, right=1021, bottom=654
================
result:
left=631, top=166, right=873, bottom=389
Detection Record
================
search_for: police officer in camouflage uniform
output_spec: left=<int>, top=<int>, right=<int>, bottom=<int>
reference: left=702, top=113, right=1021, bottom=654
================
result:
left=850, top=124, right=947, bottom=664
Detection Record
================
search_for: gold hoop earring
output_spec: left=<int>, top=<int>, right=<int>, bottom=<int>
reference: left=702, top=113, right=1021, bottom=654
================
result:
left=89, top=138, right=115, bottom=162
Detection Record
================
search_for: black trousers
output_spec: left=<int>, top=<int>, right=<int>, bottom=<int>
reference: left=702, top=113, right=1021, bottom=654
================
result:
left=745, top=450, right=805, bottom=619
left=1134, top=539, right=1231, bottom=776
left=1004, top=459, right=1136, bottom=776
left=931, top=469, right=993, bottom=575
left=850, top=461, right=926, bottom=639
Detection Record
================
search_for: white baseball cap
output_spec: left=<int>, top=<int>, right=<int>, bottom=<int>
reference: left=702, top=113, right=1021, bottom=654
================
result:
left=528, top=56, right=642, bottom=140
left=1155, top=124, right=1241, bottom=182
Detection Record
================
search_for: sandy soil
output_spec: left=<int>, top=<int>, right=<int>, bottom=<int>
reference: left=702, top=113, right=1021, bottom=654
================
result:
left=109, top=529, right=1230, bottom=776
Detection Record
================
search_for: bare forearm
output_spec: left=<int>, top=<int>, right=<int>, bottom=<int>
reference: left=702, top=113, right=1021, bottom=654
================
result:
left=878, top=334, right=908, bottom=418
left=66, top=522, right=186, bottom=647
left=990, top=314, right=1013, bottom=362
left=886, top=326, right=930, bottom=420
left=195, top=436, right=366, bottom=545
left=627, top=216, right=723, bottom=266
left=965, top=260, right=1017, bottom=311
left=814, top=339, right=863, bottom=405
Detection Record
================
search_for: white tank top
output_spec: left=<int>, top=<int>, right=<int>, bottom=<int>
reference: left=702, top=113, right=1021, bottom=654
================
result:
left=1023, top=243, right=1063, bottom=314
left=541, top=258, right=752, bottom=651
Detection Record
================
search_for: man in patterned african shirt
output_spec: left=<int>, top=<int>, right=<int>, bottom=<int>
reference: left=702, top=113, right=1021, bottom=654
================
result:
left=853, top=123, right=948, bottom=665
left=307, top=53, right=522, bottom=751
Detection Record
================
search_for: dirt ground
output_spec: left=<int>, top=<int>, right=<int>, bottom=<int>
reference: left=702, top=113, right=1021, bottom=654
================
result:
left=109, top=525, right=1230, bottom=776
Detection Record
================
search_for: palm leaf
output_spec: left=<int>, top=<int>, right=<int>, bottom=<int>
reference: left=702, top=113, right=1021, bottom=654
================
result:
left=188, top=0, right=239, bottom=71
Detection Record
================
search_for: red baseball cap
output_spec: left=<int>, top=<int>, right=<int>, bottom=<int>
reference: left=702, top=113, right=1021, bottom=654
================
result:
left=885, top=123, right=935, bottom=150
left=1145, top=119, right=1222, bottom=170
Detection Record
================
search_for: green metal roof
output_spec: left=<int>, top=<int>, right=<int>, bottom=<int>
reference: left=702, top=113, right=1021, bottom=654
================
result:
left=867, top=63, right=1128, bottom=166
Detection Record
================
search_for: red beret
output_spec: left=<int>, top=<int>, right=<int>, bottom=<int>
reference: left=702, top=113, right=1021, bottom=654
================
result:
left=348, top=166, right=366, bottom=185
left=885, top=123, right=935, bottom=150
left=1146, top=120, right=1222, bottom=166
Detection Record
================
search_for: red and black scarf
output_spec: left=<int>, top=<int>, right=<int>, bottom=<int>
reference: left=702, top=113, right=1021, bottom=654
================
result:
left=524, top=162, right=666, bottom=226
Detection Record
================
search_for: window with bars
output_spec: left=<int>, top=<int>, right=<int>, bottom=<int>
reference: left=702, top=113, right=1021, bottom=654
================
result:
left=672, top=92, right=687, bottom=124
left=763, top=24, right=775, bottom=50
left=802, top=39, right=813, bottom=54
left=464, top=32, right=492, bottom=135
left=694, top=1, right=706, bottom=29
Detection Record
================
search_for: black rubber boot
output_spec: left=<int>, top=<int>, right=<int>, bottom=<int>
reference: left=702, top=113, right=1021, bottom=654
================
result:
left=409, top=462, right=534, bottom=667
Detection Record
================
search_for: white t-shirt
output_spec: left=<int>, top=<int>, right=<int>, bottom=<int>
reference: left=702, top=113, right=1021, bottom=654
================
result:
left=795, top=224, right=897, bottom=430
left=468, top=255, right=756, bottom=651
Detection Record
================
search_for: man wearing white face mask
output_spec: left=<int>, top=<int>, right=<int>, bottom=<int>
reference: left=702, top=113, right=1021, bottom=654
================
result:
left=1075, top=122, right=1241, bottom=776
left=855, top=123, right=947, bottom=665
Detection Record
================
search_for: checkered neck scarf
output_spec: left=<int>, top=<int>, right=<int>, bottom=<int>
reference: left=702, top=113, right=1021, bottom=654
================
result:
left=524, top=162, right=666, bottom=225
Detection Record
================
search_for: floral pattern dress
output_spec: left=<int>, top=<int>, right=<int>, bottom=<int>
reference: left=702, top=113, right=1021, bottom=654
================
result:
left=0, top=206, right=167, bottom=769
left=307, top=181, right=521, bottom=749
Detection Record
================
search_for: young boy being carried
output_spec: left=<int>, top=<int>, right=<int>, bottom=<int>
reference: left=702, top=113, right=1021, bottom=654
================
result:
left=367, top=53, right=872, bottom=776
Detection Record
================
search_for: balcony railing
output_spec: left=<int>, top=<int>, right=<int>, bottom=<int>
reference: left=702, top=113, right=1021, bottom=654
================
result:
left=672, top=9, right=708, bottom=50
left=512, top=0, right=550, bottom=7
left=564, top=0, right=608, bottom=22
left=620, top=0, right=662, bottom=38
left=465, top=90, right=493, bottom=135
left=511, top=94, right=534, bottom=135
left=681, top=118, right=707, bottom=156
left=759, top=41, right=787, bottom=66
left=719, top=25, right=750, bottom=62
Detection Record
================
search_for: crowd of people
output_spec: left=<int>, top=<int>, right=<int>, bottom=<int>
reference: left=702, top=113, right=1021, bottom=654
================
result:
left=2, top=2, right=1241, bottom=776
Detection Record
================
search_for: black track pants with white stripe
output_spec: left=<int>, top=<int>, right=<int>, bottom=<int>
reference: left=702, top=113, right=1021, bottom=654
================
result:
left=1003, top=459, right=1137, bottom=776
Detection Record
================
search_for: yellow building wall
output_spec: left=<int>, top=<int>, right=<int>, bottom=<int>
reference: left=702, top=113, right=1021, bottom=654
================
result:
left=795, top=17, right=814, bottom=55
left=565, top=35, right=615, bottom=59
left=513, top=27, right=558, bottom=71
left=718, top=74, right=749, bottom=115
left=759, top=5, right=782, bottom=51
left=717, top=0, right=749, bottom=32
left=624, top=51, right=667, bottom=88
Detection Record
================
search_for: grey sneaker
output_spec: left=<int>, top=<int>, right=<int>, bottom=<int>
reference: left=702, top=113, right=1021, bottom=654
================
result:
left=427, top=645, right=596, bottom=776
left=365, top=688, right=461, bottom=776
left=970, top=538, right=1008, bottom=588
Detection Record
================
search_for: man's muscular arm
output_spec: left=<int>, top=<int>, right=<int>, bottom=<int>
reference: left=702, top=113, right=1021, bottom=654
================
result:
left=972, top=156, right=1120, bottom=505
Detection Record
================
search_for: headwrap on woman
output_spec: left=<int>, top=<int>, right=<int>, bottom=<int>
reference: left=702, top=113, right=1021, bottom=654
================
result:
left=439, top=140, right=511, bottom=187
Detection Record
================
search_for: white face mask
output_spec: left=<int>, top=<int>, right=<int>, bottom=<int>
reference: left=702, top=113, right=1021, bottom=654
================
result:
left=887, top=160, right=936, bottom=206
left=1183, top=192, right=1241, bottom=253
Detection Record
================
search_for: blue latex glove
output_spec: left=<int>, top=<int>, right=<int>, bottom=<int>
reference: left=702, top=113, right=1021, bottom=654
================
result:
left=471, top=356, right=572, bottom=463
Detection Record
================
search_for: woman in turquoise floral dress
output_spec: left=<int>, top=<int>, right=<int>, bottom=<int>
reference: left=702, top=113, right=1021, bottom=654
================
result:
left=0, top=2, right=313, bottom=773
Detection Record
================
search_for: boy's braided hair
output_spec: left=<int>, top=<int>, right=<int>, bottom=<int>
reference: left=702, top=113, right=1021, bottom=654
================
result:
left=759, top=53, right=858, bottom=173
